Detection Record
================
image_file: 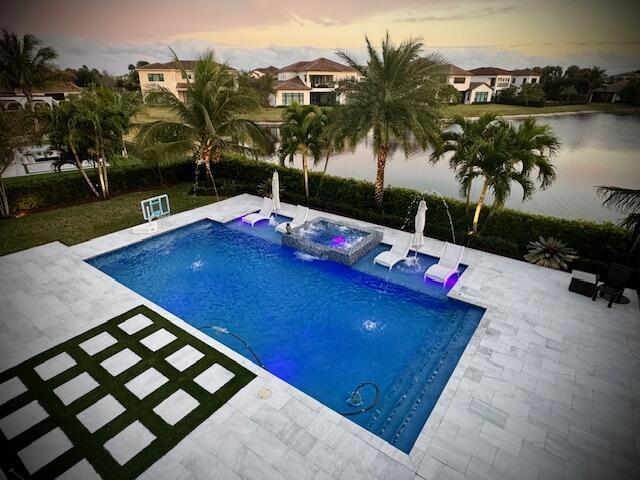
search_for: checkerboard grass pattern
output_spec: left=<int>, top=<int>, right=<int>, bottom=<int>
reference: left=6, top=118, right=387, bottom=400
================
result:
left=0, top=306, right=256, bottom=479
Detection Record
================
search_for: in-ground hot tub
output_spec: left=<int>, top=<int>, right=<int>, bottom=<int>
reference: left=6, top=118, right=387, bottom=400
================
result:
left=281, top=217, right=383, bottom=265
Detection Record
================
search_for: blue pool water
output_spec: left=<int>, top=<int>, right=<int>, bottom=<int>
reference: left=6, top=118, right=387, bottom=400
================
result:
left=88, top=218, right=484, bottom=453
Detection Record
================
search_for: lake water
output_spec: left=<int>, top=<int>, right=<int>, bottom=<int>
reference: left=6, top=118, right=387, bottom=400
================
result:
left=265, top=113, right=640, bottom=222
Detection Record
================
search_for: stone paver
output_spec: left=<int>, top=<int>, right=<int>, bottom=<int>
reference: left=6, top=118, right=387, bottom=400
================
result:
left=0, top=400, right=48, bottom=439
left=0, top=377, right=27, bottom=404
left=79, top=331, right=118, bottom=355
left=54, top=372, right=99, bottom=405
left=57, top=459, right=101, bottom=479
left=77, top=394, right=126, bottom=433
left=194, top=363, right=234, bottom=394
left=100, top=348, right=141, bottom=376
left=140, top=328, right=177, bottom=352
left=125, top=368, right=168, bottom=399
left=1, top=194, right=638, bottom=480
left=104, top=420, right=155, bottom=465
left=165, top=345, right=204, bottom=372
left=34, top=352, right=76, bottom=380
left=153, top=389, right=199, bottom=425
left=18, top=427, right=73, bottom=473
left=119, top=313, right=153, bottom=335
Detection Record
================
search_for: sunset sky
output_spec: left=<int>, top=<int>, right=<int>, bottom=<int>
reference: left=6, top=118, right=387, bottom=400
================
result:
left=3, top=0, right=639, bottom=74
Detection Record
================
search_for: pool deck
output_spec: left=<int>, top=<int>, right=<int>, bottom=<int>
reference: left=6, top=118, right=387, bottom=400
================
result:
left=1, top=193, right=638, bottom=480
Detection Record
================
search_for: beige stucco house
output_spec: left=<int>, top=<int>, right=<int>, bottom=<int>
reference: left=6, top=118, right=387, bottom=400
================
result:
left=270, top=58, right=361, bottom=107
left=137, top=60, right=237, bottom=102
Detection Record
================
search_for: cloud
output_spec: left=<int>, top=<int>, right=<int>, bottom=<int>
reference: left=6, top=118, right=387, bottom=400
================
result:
left=394, top=6, right=517, bottom=23
left=41, top=33, right=640, bottom=76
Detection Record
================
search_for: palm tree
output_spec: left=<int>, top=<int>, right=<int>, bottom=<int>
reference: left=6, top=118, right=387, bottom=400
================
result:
left=0, top=30, right=58, bottom=108
left=73, top=87, right=139, bottom=197
left=433, top=114, right=559, bottom=233
left=278, top=103, right=327, bottom=198
left=334, top=33, right=444, bottom=206
left=431, top=113, right=500, bottom=212
left=597, top=186, right=640, bottom=252
left=136, top=50, right=267, bottom=199
left=44, top=97, right=101, bottom=198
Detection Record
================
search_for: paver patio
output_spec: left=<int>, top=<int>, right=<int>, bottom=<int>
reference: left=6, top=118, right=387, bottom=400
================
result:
left=0, top=193, right=638, bottom=479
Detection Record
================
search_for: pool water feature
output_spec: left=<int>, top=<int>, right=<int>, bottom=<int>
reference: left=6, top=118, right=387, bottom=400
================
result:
left=88, top=219, right=484, bottom=453
left=282, top=217, right=383, bottom=265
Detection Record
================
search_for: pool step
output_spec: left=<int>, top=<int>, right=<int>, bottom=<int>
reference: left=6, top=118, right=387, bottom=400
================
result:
left=365, top=308, right=476, bottom=451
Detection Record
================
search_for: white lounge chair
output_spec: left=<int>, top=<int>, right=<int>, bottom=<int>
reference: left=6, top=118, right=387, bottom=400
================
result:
left=276, top=205, right=309, bottom=234
left=242, top=197, right=273, bottom=225
left=373, top=233, right=413, bottom=270
left=424, top=242, right=464, bottom=285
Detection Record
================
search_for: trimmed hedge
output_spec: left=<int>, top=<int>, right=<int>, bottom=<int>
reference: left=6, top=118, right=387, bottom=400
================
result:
left=5, top=153, right=633, bottom=274
left=6, top=163, right=193, bottom=211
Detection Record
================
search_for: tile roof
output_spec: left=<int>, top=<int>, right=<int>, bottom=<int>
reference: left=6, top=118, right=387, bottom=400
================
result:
left=176, top=82, right=188, bottom=90
left=0, top=83, right=82, bottom=95
left=274, top=77, right=311, bottom=91
left=469, top=67, right=512, bottom=76
left=279, top=57, right=357, bottom=73
left=441, top=64, right=473, bottom=76
left=253, top=66, right=279, bottom=75
left=510, top=69, right=540, bottom=76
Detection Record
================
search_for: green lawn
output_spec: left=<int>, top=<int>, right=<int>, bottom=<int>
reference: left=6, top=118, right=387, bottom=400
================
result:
left=443, top=102, right=640, bottom=117
left=0, top=183, right=219, bottom=256
left=135, top=103, right=639, bottom=127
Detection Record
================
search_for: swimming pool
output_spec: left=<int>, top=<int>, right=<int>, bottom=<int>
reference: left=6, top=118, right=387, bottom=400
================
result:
left=88, top=218, right=484, bottom=453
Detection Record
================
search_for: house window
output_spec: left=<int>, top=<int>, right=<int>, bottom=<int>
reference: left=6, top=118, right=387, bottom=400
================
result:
left=531, top=78, right=538, bottom=84
left=310, top=75, right=334, bottom=87
left=474, top=91, right=489, bottom=103
left=148, top=73, right=164, bottom=82
left=282, top=93, right=304, bottom=105
left=453, top=77, right=466, bottom=84
left=511, top=78, right=516, bottom=83
left=181, top=72, right=193, bottom=80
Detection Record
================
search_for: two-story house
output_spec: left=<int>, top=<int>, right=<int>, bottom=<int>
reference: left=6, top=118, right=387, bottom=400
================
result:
left=270, top=58, right=361, bottom=107
left=440, top=64, right=494, bottom=104
left=137, top=60, right=237, bottom=102
left=468, top=67, right=513, bottom=92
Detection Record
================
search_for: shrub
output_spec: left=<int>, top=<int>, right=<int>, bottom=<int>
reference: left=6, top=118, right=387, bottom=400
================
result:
left=6, top=161, right=193, bottom=211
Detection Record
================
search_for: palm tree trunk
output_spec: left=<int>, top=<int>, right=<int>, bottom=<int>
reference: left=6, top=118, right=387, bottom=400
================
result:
left=374, top=144, right=388, bottom=207
left=0, top=179, right=10, bottom=218
left=72, top=148, right=100, bottom=198
left=96, top=158, right=107, bottom=198
left=101, top=150, right=110, bottom=197
left=302, top=152, right=309, bottom=198
left=315, top=152, right=330, bottom=199
left=472, top=180, right=489, bottom=234
left=200, top=143, right=220, bottom=201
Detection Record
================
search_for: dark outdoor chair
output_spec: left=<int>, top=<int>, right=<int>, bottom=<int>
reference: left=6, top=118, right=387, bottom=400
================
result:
left=591, top=263, right=633, bottom=308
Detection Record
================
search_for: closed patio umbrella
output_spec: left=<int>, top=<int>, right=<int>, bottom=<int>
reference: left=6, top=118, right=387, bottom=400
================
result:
left=272, top=171, right=281, bottom=211
left=412, top=200, right=427, bottom=249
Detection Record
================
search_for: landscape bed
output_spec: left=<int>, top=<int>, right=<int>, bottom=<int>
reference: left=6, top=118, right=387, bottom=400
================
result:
left=87, top=218, right=485, bottom=453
